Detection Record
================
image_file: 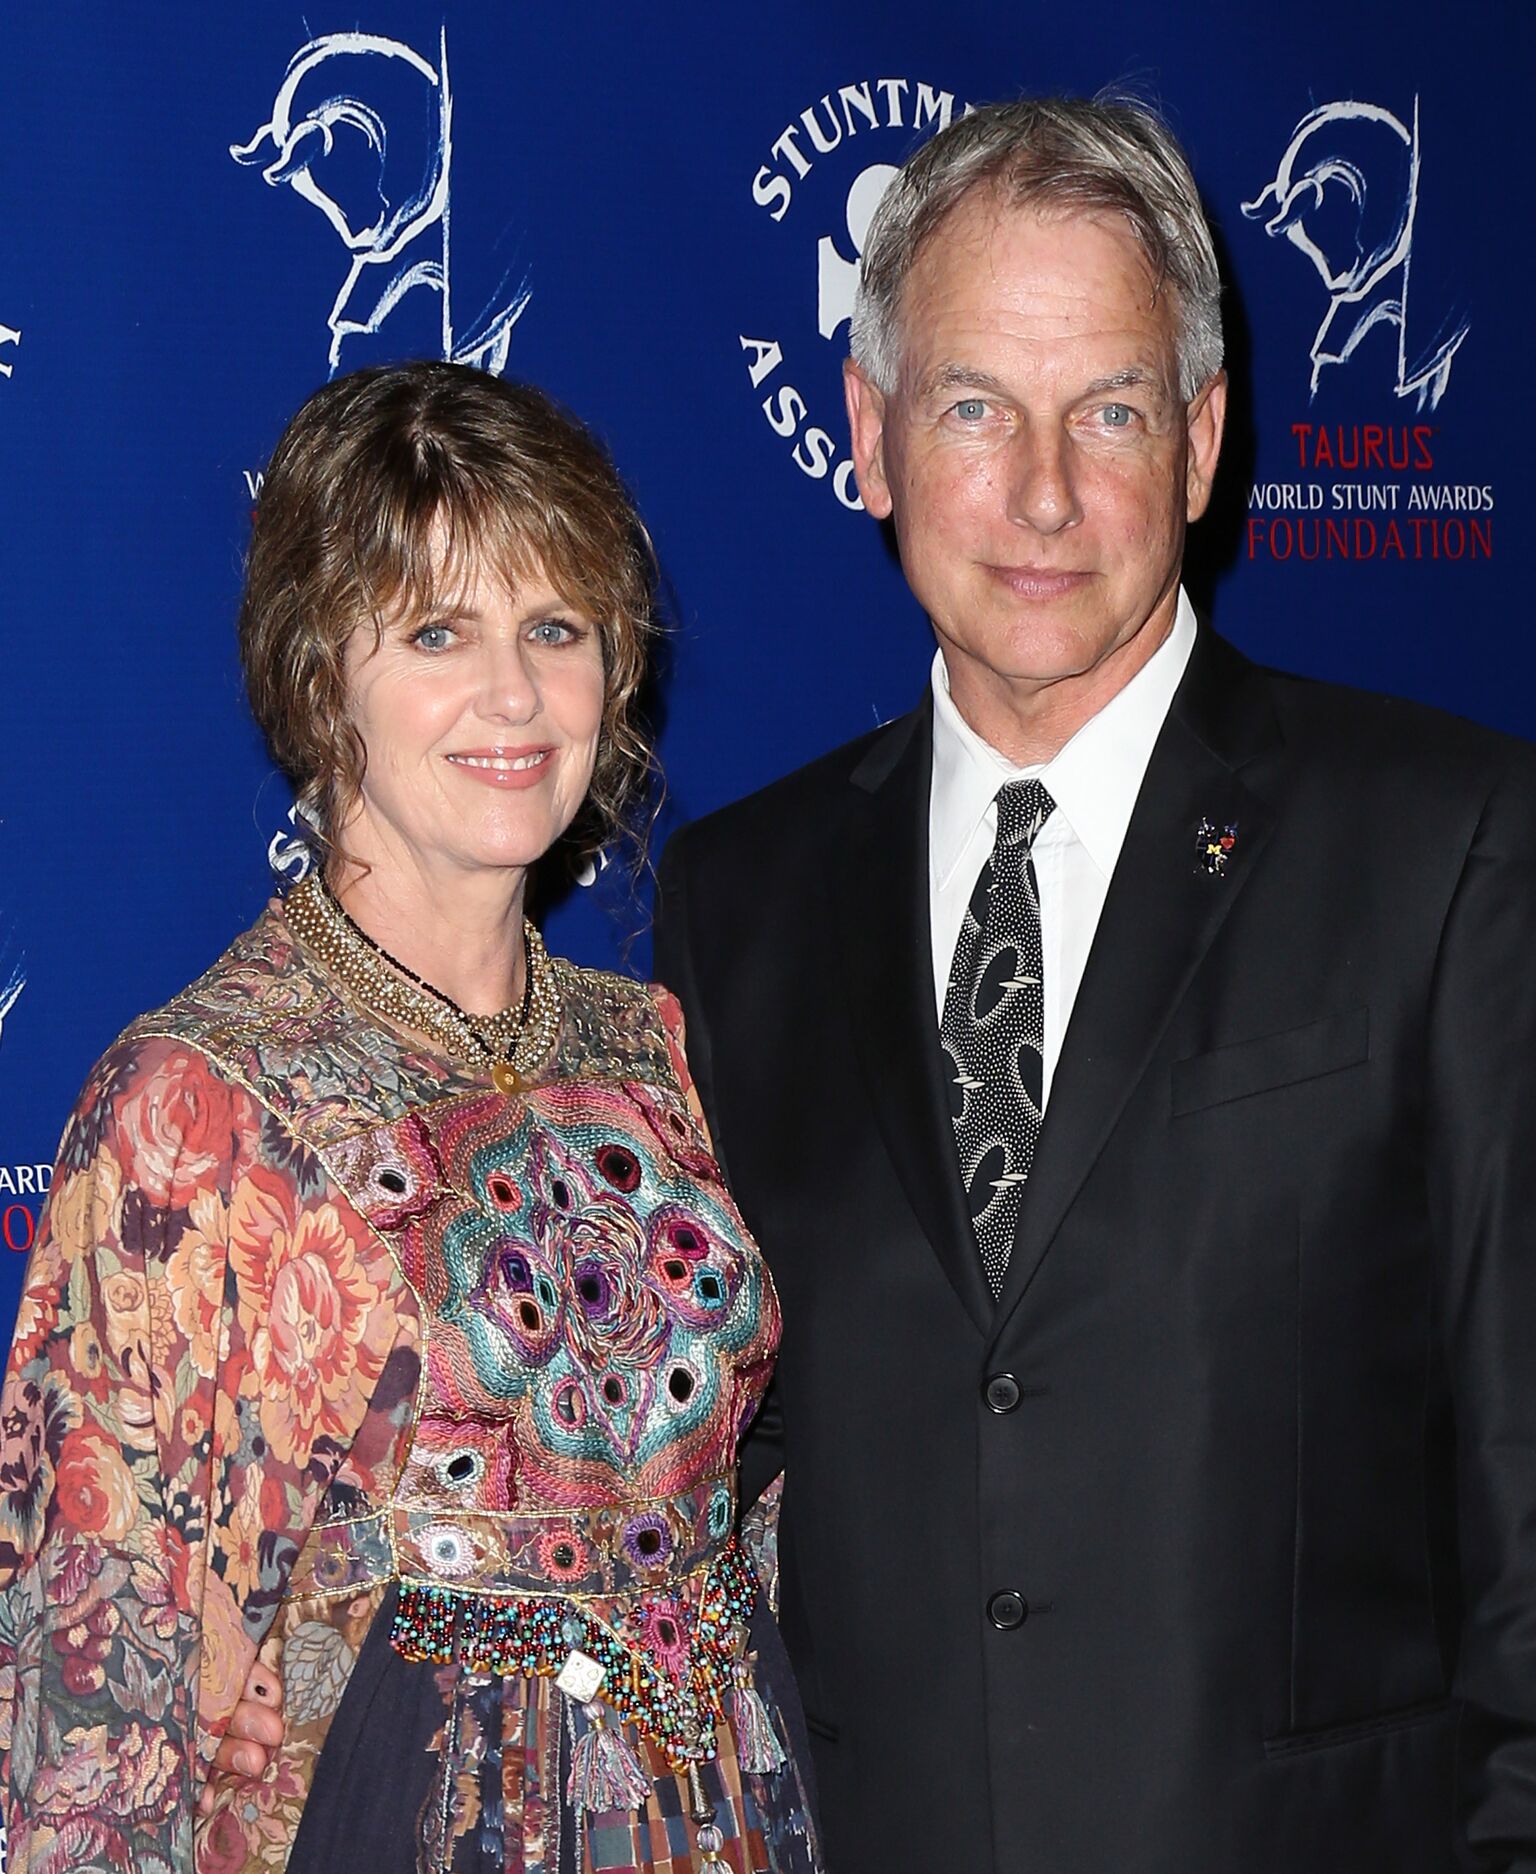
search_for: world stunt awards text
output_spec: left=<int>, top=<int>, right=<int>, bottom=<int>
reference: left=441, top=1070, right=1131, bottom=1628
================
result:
left=1247, top=424, right=1494, bottom=562
left=1, top=1163, right=53, bottom=1254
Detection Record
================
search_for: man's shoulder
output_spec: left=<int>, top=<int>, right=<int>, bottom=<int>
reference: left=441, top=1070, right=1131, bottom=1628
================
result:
left=1258, top=658, right=1536, bottom=795
left=663, top=709, right=923, bottom=875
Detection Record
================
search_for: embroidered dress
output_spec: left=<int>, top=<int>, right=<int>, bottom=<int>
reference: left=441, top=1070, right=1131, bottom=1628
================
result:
left=0, top=902, right=820, bottom=1874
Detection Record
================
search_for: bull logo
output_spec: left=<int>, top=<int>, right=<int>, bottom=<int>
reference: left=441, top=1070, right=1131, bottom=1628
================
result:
left=232, top=29, right=529, bottom=376
left=1243, top=98, right=1468, bottom=411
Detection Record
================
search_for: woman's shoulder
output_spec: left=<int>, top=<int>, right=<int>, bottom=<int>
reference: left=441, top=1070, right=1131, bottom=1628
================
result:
left=120, top=894, right=296, bottom=1030
left=74, top=905, right=292, bottom=1106
left=550, top=962, right=715, bottom=1144
left=115, top=899, right=474, bottom=1144
left=549, top=955, right=680, bottom=1085
left=552, top=953, right=662, bottom=1016
left=48, top=905, right=297, bottom=1173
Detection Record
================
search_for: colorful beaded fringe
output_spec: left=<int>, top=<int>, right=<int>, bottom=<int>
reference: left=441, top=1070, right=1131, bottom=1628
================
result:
left=391, top=1536, right=758, bottom=1769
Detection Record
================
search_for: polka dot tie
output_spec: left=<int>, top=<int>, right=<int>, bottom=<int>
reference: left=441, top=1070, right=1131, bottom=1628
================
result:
left=940, top=778, right=1055, bottom=1300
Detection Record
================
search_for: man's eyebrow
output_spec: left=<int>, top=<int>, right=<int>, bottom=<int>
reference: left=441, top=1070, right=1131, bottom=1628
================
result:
left=915, top=363, right=1172, bottom=400
left=1082, top=366, right=1164, bottom=396
left=917, top=363, right=1011, bottom=399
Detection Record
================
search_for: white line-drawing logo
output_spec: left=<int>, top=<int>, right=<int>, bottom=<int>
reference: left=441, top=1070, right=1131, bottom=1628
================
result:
left=232, top=28, right=529, bottom=377
left=266, top=805, right=315, bottom=884
left=743, top=79, right=969, bottom=513
left=1243, top=98, right=1468, bottom=411
left=816, top=162, right=900, bottom=340
left=0, top=322, right=19, bottom=381
left=0, top=947, right=23, bottom=1047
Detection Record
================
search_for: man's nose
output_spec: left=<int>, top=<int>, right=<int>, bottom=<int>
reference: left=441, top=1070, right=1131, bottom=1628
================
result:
left=1007, top=428, right=1081, bottom=535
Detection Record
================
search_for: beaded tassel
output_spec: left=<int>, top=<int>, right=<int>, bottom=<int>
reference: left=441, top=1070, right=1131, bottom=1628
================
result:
left=686, top=1763, right=727, bottom=1867
left=730, top=1660, right=787, bottom=1774
left=567, top=1701, right=652, bottom=1813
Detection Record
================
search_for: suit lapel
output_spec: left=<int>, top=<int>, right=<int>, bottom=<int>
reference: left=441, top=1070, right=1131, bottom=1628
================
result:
left=832, top=702, right=995, bottom=1335
left=992, top=630, right=1283, bottom=1338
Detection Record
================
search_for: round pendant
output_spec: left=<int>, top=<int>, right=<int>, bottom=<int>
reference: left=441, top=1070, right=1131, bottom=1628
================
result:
left=492, top=1063, right=527, bottom=1097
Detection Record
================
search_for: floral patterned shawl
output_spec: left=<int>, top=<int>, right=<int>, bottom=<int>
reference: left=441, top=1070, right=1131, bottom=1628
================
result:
left=0, top=904, right=745, bottom=1874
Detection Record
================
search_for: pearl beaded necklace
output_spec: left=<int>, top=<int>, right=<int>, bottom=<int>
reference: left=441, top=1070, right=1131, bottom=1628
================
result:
left=285, top=872, right=562, bottom=1094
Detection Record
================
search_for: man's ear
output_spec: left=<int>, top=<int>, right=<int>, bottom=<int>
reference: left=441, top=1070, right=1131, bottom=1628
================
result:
left=844, top=360, right=895, bottom=521
left=1184, top=369, right=1227, bottom=522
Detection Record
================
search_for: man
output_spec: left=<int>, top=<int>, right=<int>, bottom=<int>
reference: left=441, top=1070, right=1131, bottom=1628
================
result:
left=652, top=98, right=1536, bottom=1872
left=221, top=97, right=1536, bottom=1873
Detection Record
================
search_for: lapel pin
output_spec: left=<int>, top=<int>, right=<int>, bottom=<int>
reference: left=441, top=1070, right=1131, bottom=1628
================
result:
left=1195, top=818, right=1238, bottom=877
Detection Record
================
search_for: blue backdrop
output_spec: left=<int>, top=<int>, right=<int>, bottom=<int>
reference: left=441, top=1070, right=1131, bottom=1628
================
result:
left=0, top=0, right=1527, bottom=1325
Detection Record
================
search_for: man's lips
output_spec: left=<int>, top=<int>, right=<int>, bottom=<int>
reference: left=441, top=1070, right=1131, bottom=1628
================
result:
left=985, top=565, right=1092, bottom=599
left=444, top=747, right=557, bottom=788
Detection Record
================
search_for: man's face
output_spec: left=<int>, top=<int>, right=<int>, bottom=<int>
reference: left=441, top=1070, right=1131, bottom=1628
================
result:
left=845, top=191, right=1225, bottom=746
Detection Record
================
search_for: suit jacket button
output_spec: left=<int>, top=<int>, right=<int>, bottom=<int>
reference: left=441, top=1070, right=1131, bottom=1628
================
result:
left=988, top=1591, right=1028, bottom=1630
left=984, top=1373, right=1022, bottom=1414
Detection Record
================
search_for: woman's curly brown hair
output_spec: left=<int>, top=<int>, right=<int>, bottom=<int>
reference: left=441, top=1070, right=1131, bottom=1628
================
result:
left=240, top=361, right=659, bottom=874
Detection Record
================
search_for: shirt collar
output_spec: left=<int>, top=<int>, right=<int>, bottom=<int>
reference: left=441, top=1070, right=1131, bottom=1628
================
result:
left=930, top=589, right=1197, bottom=890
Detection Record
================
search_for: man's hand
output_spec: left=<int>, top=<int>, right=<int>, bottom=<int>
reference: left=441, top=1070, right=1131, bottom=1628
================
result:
left=198, top=1657, right=285, bottom=1816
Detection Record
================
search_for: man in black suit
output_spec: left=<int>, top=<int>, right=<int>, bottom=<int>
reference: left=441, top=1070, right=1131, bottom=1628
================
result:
left=653, top=99, right=1536, bottom=1873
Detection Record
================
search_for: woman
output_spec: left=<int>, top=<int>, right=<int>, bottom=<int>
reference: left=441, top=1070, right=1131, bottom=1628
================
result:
left=0, top=362, right=821, bottom=1874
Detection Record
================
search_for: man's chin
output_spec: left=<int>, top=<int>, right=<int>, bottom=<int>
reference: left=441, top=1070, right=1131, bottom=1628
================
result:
left=942, top=618, right=1101, bottom=691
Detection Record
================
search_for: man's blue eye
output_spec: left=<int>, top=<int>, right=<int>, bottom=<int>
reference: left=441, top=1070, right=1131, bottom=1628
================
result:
left=1101, top=403, right=1133, bottom=427
left=954, top=399, right=988, bottom=421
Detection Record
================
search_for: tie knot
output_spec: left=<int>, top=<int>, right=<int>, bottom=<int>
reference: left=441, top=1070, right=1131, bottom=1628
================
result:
left=995, top=778, right=1055, bottom=853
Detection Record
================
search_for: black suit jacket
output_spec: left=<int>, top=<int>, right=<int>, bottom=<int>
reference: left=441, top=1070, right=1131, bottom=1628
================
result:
left=654, top=628, right=1536, bottom=1874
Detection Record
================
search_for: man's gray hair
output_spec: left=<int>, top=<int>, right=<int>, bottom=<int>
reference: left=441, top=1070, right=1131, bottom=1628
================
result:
left=850, top=95, right=1224, bottom=403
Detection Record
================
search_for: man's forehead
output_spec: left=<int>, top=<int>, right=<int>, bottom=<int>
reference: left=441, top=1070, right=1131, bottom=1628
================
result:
left=910, top=190, right=1161, bottom=305
left=894, top=193, right=1178, bottom=374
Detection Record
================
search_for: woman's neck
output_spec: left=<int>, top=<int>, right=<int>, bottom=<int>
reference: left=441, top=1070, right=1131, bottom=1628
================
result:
left=328, top=856, right=530, bottom=1017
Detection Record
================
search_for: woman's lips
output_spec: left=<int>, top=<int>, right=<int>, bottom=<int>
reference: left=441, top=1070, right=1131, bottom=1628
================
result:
left=444, top=747, right=556, bottom=789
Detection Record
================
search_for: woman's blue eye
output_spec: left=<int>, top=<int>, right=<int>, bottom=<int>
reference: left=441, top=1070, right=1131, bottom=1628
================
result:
left=529, top=620, right=573, bottom=645
left=413, top=624, right=453, bottom=650
left=954, top=399, right=988, bottom=422
left=1101, top=403, right=1134, bottom=427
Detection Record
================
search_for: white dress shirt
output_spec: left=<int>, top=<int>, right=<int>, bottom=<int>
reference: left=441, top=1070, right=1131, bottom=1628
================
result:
left=929, top=590, right=1197, bottom=1110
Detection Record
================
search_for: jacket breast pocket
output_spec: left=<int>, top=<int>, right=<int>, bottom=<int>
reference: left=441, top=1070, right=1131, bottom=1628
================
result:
left=1171, top=1006, right=1370, bottom=1117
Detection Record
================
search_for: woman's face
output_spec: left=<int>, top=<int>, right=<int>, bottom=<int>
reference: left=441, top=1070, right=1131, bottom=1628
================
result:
left=339, top=557, right=606, bottom=889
